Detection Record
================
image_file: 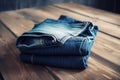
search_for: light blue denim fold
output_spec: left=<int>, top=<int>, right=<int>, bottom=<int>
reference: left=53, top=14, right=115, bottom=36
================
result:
left=16, top=15, right=98, bottom=69
left=16, top=15, right=93, bottom=46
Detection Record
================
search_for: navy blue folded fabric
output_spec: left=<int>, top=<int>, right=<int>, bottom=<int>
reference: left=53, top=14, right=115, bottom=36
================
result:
left=18, top=36, right=94, bottom=56
left=16, top=16, right=98, bottom=56
left=16, top=15, right=98, bottom=69
left=20, top=54, right=89, bottom=69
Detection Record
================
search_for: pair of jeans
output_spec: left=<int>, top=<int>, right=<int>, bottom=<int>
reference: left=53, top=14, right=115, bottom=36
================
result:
left=16, top=15, right=98, bottom=69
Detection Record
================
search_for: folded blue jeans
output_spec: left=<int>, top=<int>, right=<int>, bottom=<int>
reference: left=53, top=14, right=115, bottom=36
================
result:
left=16, top=15, right=98, bottom=69
left=20, top=54, right=89, bottom=69
left=16, top=15, right=98, bottom=56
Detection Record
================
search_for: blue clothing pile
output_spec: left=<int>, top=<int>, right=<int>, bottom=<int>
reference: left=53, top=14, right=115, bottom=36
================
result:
left=16, top=15, right=98, bottom=69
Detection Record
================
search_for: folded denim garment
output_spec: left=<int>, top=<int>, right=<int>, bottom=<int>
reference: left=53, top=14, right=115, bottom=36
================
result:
left=16, top=15, right=98, bottom=56
left=16, top=15, right=95, bottom=47
left=16, top=15, right=98, bottom=69
left=18, top=36, right=95, bottom=56
left=20, top=54, right=89, bottom=69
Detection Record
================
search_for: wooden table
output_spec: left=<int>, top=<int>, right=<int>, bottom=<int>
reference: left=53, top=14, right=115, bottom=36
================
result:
left=0, top=3, right=120, bottom=80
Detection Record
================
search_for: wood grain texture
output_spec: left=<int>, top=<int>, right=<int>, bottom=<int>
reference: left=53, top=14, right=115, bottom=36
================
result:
left=0, top=14, right=55, bottom=80
left=0, top=3, right=120, bottom=80
left=54, top=3, right=120, bottom=26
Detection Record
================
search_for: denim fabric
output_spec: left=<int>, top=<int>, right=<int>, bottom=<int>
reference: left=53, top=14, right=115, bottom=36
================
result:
left=16, top=15, right=98, bottom=69
left=18, top=34, right=96, bottom=56
left=16, top=15, right=98, bottom=56
left=20, top=54, right=89, bottom=69
left=16, top=15, right=95, bottom=47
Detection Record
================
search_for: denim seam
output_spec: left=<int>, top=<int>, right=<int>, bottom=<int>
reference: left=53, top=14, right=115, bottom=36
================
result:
left=59, top=22, right=89, bottom=45
left=79, top=37, right=86, bottom=55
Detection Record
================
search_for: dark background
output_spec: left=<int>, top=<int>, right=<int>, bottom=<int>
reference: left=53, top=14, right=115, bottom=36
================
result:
left=0, top=0, right=120, bottom=14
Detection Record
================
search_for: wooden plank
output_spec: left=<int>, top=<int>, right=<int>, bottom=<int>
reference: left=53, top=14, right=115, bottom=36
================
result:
left=46, top=59, right=120, bottom=80
left=92, top=32, right=120, bottom=65
left=18, top=8, right=58, bottom=20
left=54, top=3, right=120, bottom=26
left=0, top=6, right=120, bottom=80
left=0, top=22, right=37, bottom=80
left=0, top=15, right=55, bottom=80
left=0, top=12, right=34, bottom=37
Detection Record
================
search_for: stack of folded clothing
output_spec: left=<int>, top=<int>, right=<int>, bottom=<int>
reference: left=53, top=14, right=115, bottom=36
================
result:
left=16, top=15, right=98, bottom=69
